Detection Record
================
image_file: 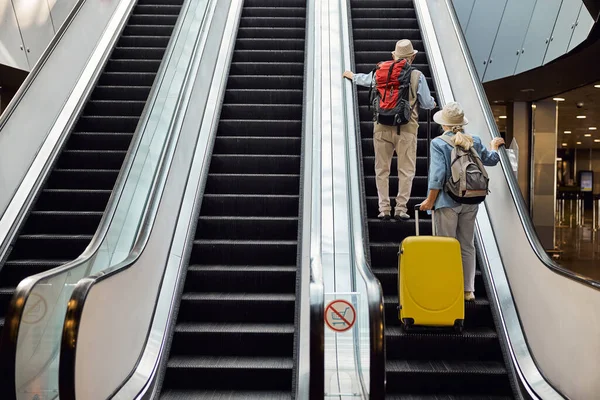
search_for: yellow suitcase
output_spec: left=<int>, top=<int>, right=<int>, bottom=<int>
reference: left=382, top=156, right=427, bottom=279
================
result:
left=398, top=206, right=464, bottom=332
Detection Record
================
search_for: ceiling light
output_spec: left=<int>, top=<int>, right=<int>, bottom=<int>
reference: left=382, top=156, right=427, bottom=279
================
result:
left=564, top=131, right=571, bottom=134
left=577, top=141, right=582, bottom=145
left=562, top=143, right=568, bottom=146
left=595, top=139, right=600, bottom=143
left=585, top=134, right=592, bottom=137
left=553, top=98, right=565, bottom=101
left=577, top=116, right=587, bottom=119
left=589, top=127, right=597, bottom=130
left=595, top=85, right=600, bottom=88
left=499, top=116, right=507, bottom=119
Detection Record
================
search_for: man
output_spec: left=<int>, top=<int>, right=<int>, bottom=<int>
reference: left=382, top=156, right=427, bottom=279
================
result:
left=343, top=39, right=436, bottom=220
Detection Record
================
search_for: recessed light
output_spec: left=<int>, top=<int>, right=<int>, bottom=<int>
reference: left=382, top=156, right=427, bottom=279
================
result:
left=562, top=143, right=568, bottom=146
left=595, top=85, right=600, bottom=88
left=590, top=127, right=597, bottom=130
left=595, top=139, right=600, bottom=143
left=564, top=131, right=571, bottom=134
left=577, top=116, right=587, bottom=119
left=499, top=116, right=507, bottom=119
left=585, top=134, right=592, bottom=137
left=577, top=141, right=582, bottom=145
left=553, top=98, right=565, bottom=101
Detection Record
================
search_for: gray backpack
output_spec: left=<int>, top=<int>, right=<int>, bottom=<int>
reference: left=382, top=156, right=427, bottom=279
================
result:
left=439, top=135, right=489, bottom=204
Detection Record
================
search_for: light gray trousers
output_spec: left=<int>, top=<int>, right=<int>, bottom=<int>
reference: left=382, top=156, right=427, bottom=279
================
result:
left=434, top=204, right=479, bottom=292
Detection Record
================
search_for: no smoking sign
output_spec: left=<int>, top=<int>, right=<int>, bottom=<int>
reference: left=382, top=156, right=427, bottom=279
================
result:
left=324, top=299, right=356, bottom=332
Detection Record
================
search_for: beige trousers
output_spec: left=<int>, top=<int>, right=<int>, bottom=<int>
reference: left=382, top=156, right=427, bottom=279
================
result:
left=373, top=122, right=417, bottom=213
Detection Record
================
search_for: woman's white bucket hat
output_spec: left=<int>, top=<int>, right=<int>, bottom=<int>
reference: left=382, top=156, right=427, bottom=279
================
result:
left=433, top=101, right=469, bottom=126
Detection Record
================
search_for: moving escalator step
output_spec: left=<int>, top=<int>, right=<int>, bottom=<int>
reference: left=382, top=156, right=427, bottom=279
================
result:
left=0, top=0, right=184, bottom=335
left=350, top=0, right=514, bottom=397
left=160, top=1, right=305, bottom=398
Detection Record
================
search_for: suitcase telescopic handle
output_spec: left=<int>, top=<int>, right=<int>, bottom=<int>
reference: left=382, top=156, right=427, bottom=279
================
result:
left=414, top=204, right=436, bottom=236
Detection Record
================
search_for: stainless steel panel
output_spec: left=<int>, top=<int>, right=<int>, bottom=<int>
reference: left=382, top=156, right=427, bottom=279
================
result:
left=544, top=0, right=582, bottom=64
left=567, top=5, right=594, bottom=52
left=483, top=0, right=536, bottom=82
left=464, top=0, right=507, bottom=79
left=0, top=0, right=29, bottom=70
left=12, top=0, right=56, bottom=68
left=47, top=0, right=78, bottom=30
left=452, top=0, right=475, bottom=30
left=514, top=0, right=561, bottom=74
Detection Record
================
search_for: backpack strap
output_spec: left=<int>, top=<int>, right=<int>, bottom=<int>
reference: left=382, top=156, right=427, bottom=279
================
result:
left=440, top=135, right=490, bottom=181
left=438, top=134, right=454, bottom=147
left=367, top=64, right=379, bottom=112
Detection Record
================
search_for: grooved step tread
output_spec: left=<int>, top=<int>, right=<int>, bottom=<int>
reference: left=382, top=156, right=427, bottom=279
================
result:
left=160, top=390, right=291, bottom=400
left=175, top=323, right=295, bottom=334
left=387, top=360, right=507, bottom=375
left=168, top=356, right=293, bottom=369
left=182, top=293, right=295, bottom=302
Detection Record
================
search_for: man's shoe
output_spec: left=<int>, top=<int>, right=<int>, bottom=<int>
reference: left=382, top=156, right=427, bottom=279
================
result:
left=393, top=210, right=410, bottom=221
left=378, top=211, right=391, bottom=220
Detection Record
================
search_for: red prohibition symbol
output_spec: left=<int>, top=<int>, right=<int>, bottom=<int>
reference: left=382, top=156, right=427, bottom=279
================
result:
left=324, top=299, right=356, bottom=332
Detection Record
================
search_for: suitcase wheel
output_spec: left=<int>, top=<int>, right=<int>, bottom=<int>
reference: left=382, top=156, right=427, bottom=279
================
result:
left=402, top=318, right=414, bottom=331
left=454, top=319, right=464, bottom=334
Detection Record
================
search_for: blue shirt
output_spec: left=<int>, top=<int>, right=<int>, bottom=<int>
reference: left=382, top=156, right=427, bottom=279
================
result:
left=353, top=70, right=436, bottom=110
left=428, top=132, right=500, bottom=209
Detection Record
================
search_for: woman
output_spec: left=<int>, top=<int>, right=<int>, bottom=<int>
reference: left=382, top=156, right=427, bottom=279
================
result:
left=419, top=102, right=504, bottom=301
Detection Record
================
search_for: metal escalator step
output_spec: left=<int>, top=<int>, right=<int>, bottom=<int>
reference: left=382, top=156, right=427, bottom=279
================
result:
left=226, top=75, right=303, bottom=90
left=242, top=7, right=305, bottom=18
left=128, top=14, right=179, bottom=25
left=0, top=260, right=68, bottom=289
left=99, top=71, right=158, bottom=86
left=67, top=132, right=134, bottom=150
left=386, top=396, right=512, bottom=400
left=363, top=156, right=428, bottom=177
left=224, top=89, right=303, bottom=104
left=354, top=50, right=427, bottom=64
left=235, top=38, right=304, bottom=51
left=136, top=0, right=183, bottom=5
left=178, top=293, right=296, bottom=323
left=353, top=18, right=419, bottom=29
left=85, top=100, right=146, bottom=116
left=213, top=137, right=301, bottom=155
left=160, top=390, right=291, bottom=400
left=217, top=119, right=302, bottom=136
left=57, top=150, right=127, bottom=169
left=200, top=194, right=299, bottom=217
left=164, top=356, right=293, bottom=391
left=229, top=62, right=304, bottom=76
left=123, top=24, right=175, bottom=36
left=351, top=8, right=416, bottom=18
left=244, top=0, right=305, bottom=7
left=208, top=154, right=300, bottom=174
left=46, top=169, right=120, bottom=190
left=35, top=189, right=112, bottom=211
left=239, top=17, right=305, bottom=28
left=220, top=104, right=302, bottom=120
left=353, top=37, right=422, bottom=50
left=92, top=85, right=152, bottom=100
left=386, top=360, right=510, bottom=396
left=134, top=4, right=181, bottom=15
left=9, top=235, right=94, bottom=260
left=171, top=322, right=294, bottom=356
left=106, top=59, right=162, bottom=73
left=197, top=216, right=298, bottom=240
left=351, top=0, right=414, bottom=8
left=191, top=240, right=298, bottom=265
left=363, top=175, right=429, bottom=198
left=76, top=116, right=140, bottom=132
left=204, top=174, right=300, bottom=195
left=185, top=265, right=296, bottom=293
left=118, top=35, right=171, bottom=48
left=21, top=211, right=104, bottom=235
left=233, top=50, right=304, bottom=63
left=111, top=47, right=167, bottom=60
left=236, top=27, right=305, bottom=39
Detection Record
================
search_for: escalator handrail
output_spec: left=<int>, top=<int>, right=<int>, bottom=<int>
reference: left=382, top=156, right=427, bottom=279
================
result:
left=415, top=1, right=565, bottom=398
left=0, top=0, right=87, bottom=131
left=0, top=0, right=193, bottom=395
left=341, top=0, right=386, bottom=396
left=440, top=0, right=600, bottom=291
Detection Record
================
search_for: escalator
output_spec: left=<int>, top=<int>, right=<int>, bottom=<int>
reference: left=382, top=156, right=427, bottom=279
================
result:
left=350, top=0, right=514, bottom=397
left=159, top=0, right=305, bottom=398
left=0, top=0, right=183, bottom=334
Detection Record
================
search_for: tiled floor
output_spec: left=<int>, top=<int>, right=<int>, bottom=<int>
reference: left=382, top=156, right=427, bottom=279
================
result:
left=554, top=210, right=600, bottom=281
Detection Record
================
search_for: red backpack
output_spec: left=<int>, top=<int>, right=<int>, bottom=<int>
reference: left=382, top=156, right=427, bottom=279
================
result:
left=368, top=59, right=415, bottom=128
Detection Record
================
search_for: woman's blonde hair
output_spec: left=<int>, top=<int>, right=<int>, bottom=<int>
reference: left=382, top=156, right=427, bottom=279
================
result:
left=451, top=125, right=474, bottom=150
